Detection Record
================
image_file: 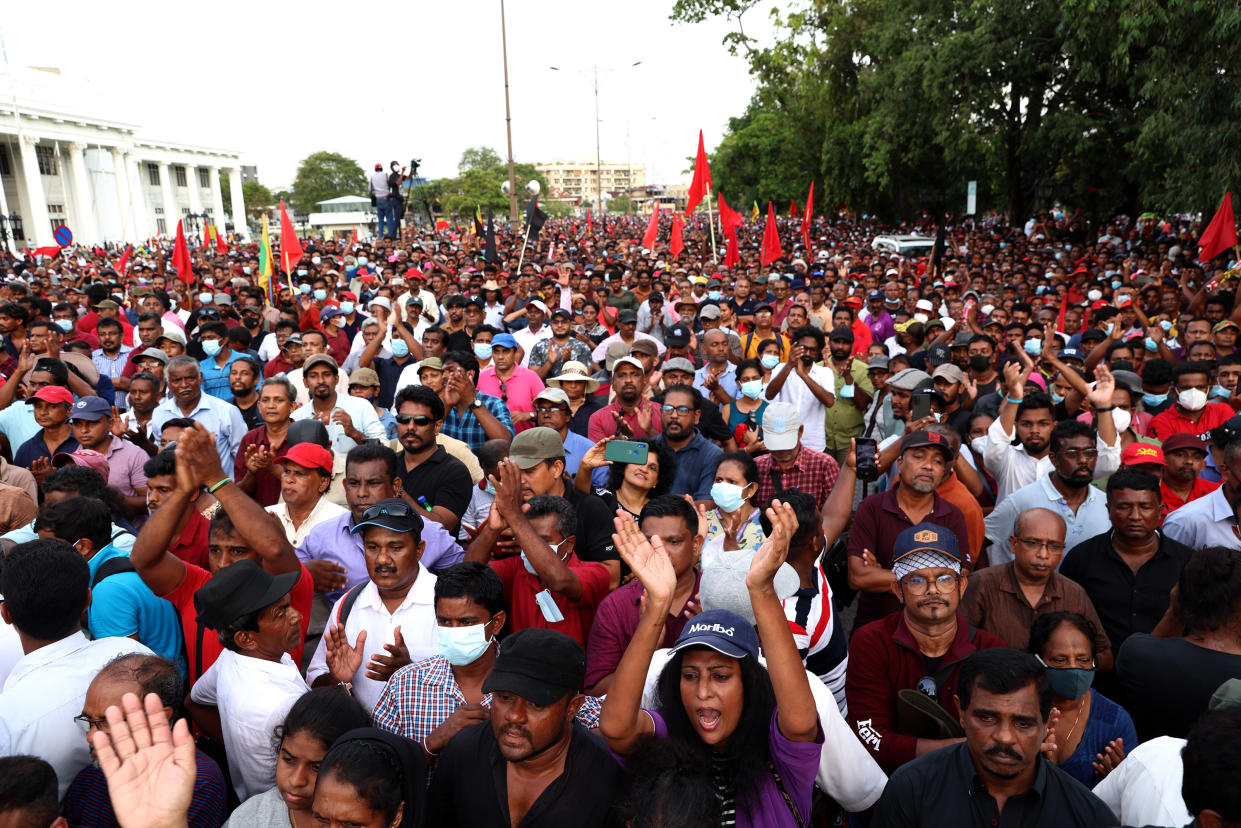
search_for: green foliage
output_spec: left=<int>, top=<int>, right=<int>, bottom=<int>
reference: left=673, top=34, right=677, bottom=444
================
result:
left=289, top=152, right=367, bottom=214
left=241, top=181, right=274, bottom=219
left=609, top=195, right=632, bottom=214
left=459, top=147, right=504, bottom=173
left=432, top=146, right=549, bottom=219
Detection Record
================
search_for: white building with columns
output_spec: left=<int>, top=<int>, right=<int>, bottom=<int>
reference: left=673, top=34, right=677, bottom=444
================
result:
left=0, top=67, right=249, bottom=249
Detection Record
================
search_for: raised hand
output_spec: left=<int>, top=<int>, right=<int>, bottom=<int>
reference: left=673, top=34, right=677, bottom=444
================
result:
left=110, top=406, right=127, bottom=439
left=29, top=456, right=53, bottom=484
left=612, top=510, right=676, bottom=609
left=746, top=500, right=797, bottom=591
left=1086, top=363, right=1116, bottom=409
left=489, top=460, right=525, bottom=522
left=612, top=408, right=634, bottom=439
left=1040, top=706, right=1061, bottom=761
left=365, top=626, right=411, bottom=682
left=1002, top=359, right=1027, bottom=396
left=635, top=398, right=654, bottom=435
left=244, top=443, right=275, bottom=474
left=580, top=438, right=614, bottom=471
left=175, top=423, right=226, bottom=489
left=426, top=703, right=489, bottom=754
left=324, top=624, right=367, bottom=684
left=91, top=692, right=196, bottom=828
left=1092, top=737, right=1125, bottom=779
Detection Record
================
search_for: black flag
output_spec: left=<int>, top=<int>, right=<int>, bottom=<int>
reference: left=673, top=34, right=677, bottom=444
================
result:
left=525, top=195, right=548, bottom=238
left=484, top=207, right=501, bottom=265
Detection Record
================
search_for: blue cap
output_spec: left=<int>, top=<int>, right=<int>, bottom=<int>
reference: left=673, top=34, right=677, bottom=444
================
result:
left=669, top=609, right=760, bottom=660
left=1057, top=348, right=1084, bottom=362
left=319, top=307, right=344, bottom=321
left=892, top=522, right=962, bottom=579
left=868, top=289, right=885, bottom=302
left=492, top=333, right=519, bottom=350
left=68, top=395, right=111, bottom=422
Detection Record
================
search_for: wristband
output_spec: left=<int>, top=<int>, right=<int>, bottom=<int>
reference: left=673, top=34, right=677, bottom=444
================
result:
left=1004, top=395, right=1023, bottom=405
left=207, top=477, right=232, bottom=494
left=1095, top=406, right=1115, bottom=412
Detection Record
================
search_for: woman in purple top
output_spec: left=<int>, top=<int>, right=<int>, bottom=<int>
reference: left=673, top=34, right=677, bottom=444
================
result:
left=601, top=500, right=824, bottom=828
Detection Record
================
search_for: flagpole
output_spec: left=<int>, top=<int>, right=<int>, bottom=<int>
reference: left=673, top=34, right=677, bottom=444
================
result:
left=705, top=184, right=718, bottom=265
left=516, top=223, right=533, bottom=273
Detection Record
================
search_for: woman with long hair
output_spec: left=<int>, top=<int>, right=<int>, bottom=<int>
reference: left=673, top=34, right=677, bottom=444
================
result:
left=601, top=501, right=822, bottom=827
left=310, top=728, right=427, bottom=828
left=575, top=436, right=676, bottom=521
left=703, top=451, right=766, bottom=551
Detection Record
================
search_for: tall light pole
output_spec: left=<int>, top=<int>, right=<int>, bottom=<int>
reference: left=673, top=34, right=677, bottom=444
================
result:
left=499, top=0, right=518, bottom=221
left=551, top=61, right=641, bottom=216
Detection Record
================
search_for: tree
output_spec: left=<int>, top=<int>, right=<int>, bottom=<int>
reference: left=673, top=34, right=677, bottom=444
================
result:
left=432, top=153, right=549, bottom=220
left=290, top=152, right=366, bottom=214
left=609, top=195, right=631, bottom=214
left=459, top=146, right=504, bottom=173
left=241, top=181, right=274, bottom=219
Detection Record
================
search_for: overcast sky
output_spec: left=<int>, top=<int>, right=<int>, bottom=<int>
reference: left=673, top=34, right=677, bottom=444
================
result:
left=4, top=0, right=773, bottom=190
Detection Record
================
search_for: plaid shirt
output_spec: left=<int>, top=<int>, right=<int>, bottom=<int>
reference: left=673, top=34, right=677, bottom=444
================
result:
left=372, top=654, right=602, bottom=747
left=0, top=336, right=18, bottom=381
left=441, top=392, right=514, bottom=453
left=755, top=446, right=840, bottom=511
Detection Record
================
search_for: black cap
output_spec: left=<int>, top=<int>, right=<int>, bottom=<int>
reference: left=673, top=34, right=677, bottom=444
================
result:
left=926, top=342, right=951, bottom=367
left=649, top=292, right=665, bottom=304
left=550, top=307, right=572, bottom=320
left=618, top=309, right=638, bottom=323
left=899, top=429, right=954, bottom=462
left=193, top=559, right=299, bottom=630
left=1211, top=415, right=1241, bottom=448
left=287, top=419, right=331, bottom=450
left=828, top=326, right=854, bottom=343
left=350, top=498, right=425, bottom=536
left=665, top=324, right=691, bottom=347
left=482, top=628, right=586, bottom=705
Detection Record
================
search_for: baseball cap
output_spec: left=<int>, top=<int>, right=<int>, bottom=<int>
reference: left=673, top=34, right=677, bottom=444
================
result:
left=1161, top=433, right=1210, bottom=455
left=1121, top=443, right=1164, bottom=467
left=349, top=498, right=425, bottom=536
left=828, top=326, right=854, bottom=343
left=1057, top=348, right=1085, bottom=363
left=665, top=325, right=691, bottom=347
left=1214, top=320, right=1240, bottom=334
left=899, top=430, right=954, bottom=463
left=535, top=388, right=570, bottom=407
left=629, top=339, right=658, bottom=357
left=891, top=523, right=963, bottom=580
left=286, top=419, right=331, bottom=450
left=51, top=448, right=110, bottom=481
left=274, top=442, right=334, bottom=474
left=368, top=297, right=392, bottom=312
left=158, top=328, right=187, bottom=346
left=526, top=300, right=550, bottom=316
left=844, top=296, right=863, bottom=309
left=492, top=333, right=519, bottom=350
left=662, top=357, right=696, bottom=376
left=193, top=559, right=300, bottom=630
left=303, top=354, right=339, bottom=375
left=668, top=609, right=760, bottom=660
left=509, top=427, right=566, bottom=469
left=550, top=307, right=572, bottom=320
left=96, top=299, right=120, bottom=310
left=481, top=628, right=587, bottom=706
left=618, top=309, right=638, bottom=324
left=868, top=355, right=890, bottom=371
left=417, top=357, right=444, bottom=374
left=926, top=342, right=951, bottom=367
left=349, top=368, right=381, bottom=388
left=951, top=332, right=974, bottom=348
left=135, top=347, right=169, bottom=365
left=27, top=386, right=74, bottom=405
left=932, top=364, right=964, bottom=384
left=611, top=355, right=645, bottom=375
left=761, top=402, right=801, bottom=452
left=886, top=368, right=932, bottom=391
left=698, top=305, right=722, bottom=320
left=68, top=396, right=111, bottom=422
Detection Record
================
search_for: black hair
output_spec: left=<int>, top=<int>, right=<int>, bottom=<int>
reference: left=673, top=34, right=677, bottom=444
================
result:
left=607, top=437, right=676, bottom=498
left=1104, top=340, right=1133, bottom=360
left=300, top=328, right=328, bottom=348
left=34, top=496, right=111, bottom=552
left=1140, top=357, right=1173, bottom=386
left=97, top=654, right=186, bottom=723
left=1173, top=545, right=1241, bottom=634
left=229, top=326, right=254, bottom=349
left=131, top=370, right=161, bottom=391
left=393, top=384, right=445, bottom=421
left=441, top=349, right=480, bottom=381
left=143, top=448, right=177, bottom=480
left=96, top=316, right=124, bottom=335
left=1049, top=419, right=1095, bottom=454
left=524, top=495, right=576, bottom=539
left=275, top=319, right=298, bottom=335
left=956, top=648, right=1052, bottom=721
left=346, top=441, right=399, bottom=481
left=1174, top=360, right=1213, bottom=383
left=790, top=324, right=826, bottom=349
left=318, top=741, right=406, bottom=824
left=230, top=354, right=261, bottom=378
left=422, top=326, right=446, bottom=343
left=40, top=465, right=130, bottom=526
left=655, top=649, right=777, bottom=802
left=1181, top=706, right=1241, bottom=820
left=209, top=509, right=239, bottom=540
left=663, top=382, right=700, bottom=411
left=217, top=607, right=262, bottom=652
left=1016, top=390, right=1053, bottom=419
left=760, top=490, right=819, bottom=553
left=1105, top=468, right=1161, bottom=500
left=0, top=302, right=30, bottom=324
left=617, top=737, right=720, bottom=828
left=0, top=756, right=59, bottom=825
left=0, top=539, right=89, bottom=641
left=160, top=417, right=197, bottom=433
left=1025, top=611, right=1101, bottom=658
left=477, top=438, right=511, bottom=470
left=29, top=357, right=69, bottom=387
left=714, top=451, right=760, bottom=506
left=198, top=320, right=228, bottom=340
left=638, top=494, right=699, bottom=537
left=275, top=686, right=370, bottom=754
left=433, top=562, right=506, bottom=616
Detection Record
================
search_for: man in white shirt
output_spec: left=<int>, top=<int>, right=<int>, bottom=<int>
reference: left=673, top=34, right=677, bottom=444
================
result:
left=512, top=300, right=553, bottom=368
left=285, top=329, right=350, bottom=406
left=290, top=354, right=387, bottom=456
left=308, top=498, right=438, bottom=712
left=0, top=538, right=151, bottom=797
left=266, top=442, right=349, bottom=547
left=187, top=558, right=307, bottom=801
left=766, top=325, right=836, bottom=453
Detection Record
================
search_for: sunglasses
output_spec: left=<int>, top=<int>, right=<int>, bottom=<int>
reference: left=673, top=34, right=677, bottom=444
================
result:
left=360, top=501, right=418, bottom=521
left=394, top=413, right=435, bottom=426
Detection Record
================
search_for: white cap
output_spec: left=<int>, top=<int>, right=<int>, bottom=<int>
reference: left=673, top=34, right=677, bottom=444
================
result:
left=915, top=299, right=934, bottom=312
left=368, top=297, right=392, bottom=311
left=761, top=402, right=801, bottom=451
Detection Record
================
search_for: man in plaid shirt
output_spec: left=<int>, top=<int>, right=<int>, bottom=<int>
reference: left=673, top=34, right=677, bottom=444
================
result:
left=439, top=351, right=515, bottom=453
left=372, top=562, right=599, bottom=761
left=754, top=401, right=840, bottom=510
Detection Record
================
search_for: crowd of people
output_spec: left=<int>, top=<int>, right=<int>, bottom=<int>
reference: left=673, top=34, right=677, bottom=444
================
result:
left=1, top=205, right=1241, bottom=827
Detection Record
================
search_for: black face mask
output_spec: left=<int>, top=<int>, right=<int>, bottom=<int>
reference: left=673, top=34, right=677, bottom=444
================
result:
left=244, top=316, right=260, bottom=329
left=969, top=355, right=991, bottom=372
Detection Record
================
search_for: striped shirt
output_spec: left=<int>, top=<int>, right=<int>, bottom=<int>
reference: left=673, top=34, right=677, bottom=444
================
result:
left=61, top=749, right=227, bottom=828
left=783, top=554, right=849, bottom=716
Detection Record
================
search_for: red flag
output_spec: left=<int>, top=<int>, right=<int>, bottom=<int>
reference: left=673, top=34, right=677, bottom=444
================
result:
left=586, top=209, right=593, bottom=234
left=116, top=244, right=132, bottom=276
left=171, top=220, right=193, bottom=284
left=1199, top=192, right=1238, bottom=264
left=761, top=202, right=783, bottom=266
left=436, top=219, right=449, bottom=232
left=278, top=200, right=304, bottom=275
left=31, top=246, right=61, bottom=259
left=670, top=213, right=685, bottom=259
left=789, top=200, right=799, bottom=218
left=215, top=227, right=227, bottom=255
left=685, top=131, right=712, bottom=214
left=642, top=206, right=660, bottom=251
left=801, top=181, right=814, bottom=254
left=351, top=227, right=358, bottom=246
left=718, top=193, right=742, bottom=237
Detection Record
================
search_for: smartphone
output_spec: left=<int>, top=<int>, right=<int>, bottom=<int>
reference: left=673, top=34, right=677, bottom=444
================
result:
left=911, top=391, right=933, bottom=421
left=605, top=440, right=649, bottom=465
left=854, top=437, right=880, bottom=483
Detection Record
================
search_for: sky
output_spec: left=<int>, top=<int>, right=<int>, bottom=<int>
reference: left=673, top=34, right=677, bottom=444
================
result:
left=3, top=0, right=774, bottom=191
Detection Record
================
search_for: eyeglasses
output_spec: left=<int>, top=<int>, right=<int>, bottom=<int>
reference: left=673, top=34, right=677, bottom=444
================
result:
left=661, top=404, right=693, bottom=414
left=74, top=714, right=109, bottom=732
left=535, top=405, right=569, bottom=414
left=394, top=413, right=435, bottom=426
left=1058, top=448, right=1099, bottom=461
left=1013, top=537, right=1066, bottom=553
left=360, top=501, right=417, bottom=521
left=900, top=572, right=959, bottom=595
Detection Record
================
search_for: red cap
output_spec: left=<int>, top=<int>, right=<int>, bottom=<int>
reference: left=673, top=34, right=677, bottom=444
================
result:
left=28, top=386, right=74, bottom=405
left=845, top=296, right=864, bottom=309
left=1121, top=442, right=1164, bottom=467
left=339, top=291, right=358, bottom=301
left=274, top=442, right=334, bottom=474
left=1090, top=300, right=1109, bottom=310
left=52, top=448, right=111, bottom=481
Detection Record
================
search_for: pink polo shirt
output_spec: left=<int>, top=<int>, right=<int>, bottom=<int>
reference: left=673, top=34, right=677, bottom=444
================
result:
left=477, top=365, right=545, bottom=433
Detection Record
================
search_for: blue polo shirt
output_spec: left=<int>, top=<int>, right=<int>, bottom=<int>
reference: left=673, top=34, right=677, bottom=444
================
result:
left=86, top=544, right=186, bottom=677
left=562, top=430, right=596, bottom=476
left=199, top=351, right=243, bottom=399
left=657, top=431, right=724, bottom=501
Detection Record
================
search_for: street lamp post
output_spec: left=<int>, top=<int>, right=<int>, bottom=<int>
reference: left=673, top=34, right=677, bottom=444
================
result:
left=0, top=213, right=22, bottom=255
left=499, top=0, right=518, bottom=222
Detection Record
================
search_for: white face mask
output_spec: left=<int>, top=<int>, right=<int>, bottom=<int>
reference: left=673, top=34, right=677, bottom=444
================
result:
left=1178, top=387, right=1208, bottom=412
left=970, top=435, right=988, bottom=456
left=1110, top=408, right=1132, bottom=433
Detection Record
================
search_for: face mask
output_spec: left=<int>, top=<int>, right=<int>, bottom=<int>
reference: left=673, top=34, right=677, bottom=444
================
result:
left=1051, top=391, right=1065, bottom=404
left=970, top=435, right=988, bottom=456
left=313, top=289, right=328, bottom=301
left=1024, top=338, right=1042, bottom=356
left=198, top=292, right=213, bottom=304
left=738, top=379, right=763, bottom=400
left=358, top=257, right=368, bottom=266
left=436, top=623, right=492, bottom=666
left=998, top=242, right=1006, bottom=249
left=913, top=313, right=929, bottom=324
left=484, top=479, right=496, bottom=497
left=710, top=481, right=749, bottom=514
left=760, top=354, right=780, bottom=370
left=474, top=343, right=493, bottom=360
left=1142, top=392, right=1167, bottom=407
left=968, top=354, right=990, bottom=372
left=1178, top=387, right=1208, bottom=411
left=244, top=316, right=260, bottom=328
left=708, top=290, right=722, bottom=301
left=390, top=339, right=409, bottom=358
left=311, top=256, right=321, bottom=265
left=299, top=283, right=312, bottom=295
left=1160, top=319, right=1173, bottom=332
left=1144, top=337, right=1158, bottom=352
left=1087, top=289, right=1103, bottom=302
left=55, top=319, right=73, bottom=333
left=340, top=301, right=355, bottom=315
left=1110, top=407, right=1132, bottom=432
left=202, top=340, right=222, bottom=357
left=1040, top=662, right=1095, bottom=700
left=1104, top=269, right=1116, bottom=278
left=1211, top=384, right=1231, bottom=400
left=297, top=269, right=309, bottom=277
left=242, top=266, right=252, bottom=275
left=1111, top=280, right=1122, bottom=290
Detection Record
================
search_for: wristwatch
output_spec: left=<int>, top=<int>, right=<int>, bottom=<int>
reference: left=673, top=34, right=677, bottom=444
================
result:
left=469, top=394, right=483, bottom=410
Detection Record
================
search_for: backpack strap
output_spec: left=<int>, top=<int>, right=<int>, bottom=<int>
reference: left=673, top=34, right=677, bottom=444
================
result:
left=334, top=583, right=366, bottom=629
left=195, top=621, right=206, bottom=681
left=91, top=557, right=137, bottom=590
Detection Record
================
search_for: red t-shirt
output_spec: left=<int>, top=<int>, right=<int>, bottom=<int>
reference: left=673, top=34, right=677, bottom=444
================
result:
left=169, top=512, right=210, bottom=569
left=1149, top=401, right=1235, bottom=441
left=1161, top=476, right=1221, bottom=521
left=160, top=561, right=314, bottom=686
left=491, top=554, right=611, bottom=648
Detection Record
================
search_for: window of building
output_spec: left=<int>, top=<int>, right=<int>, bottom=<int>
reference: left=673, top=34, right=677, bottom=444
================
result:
left=35, top=146, right=58, bottom=176
left=181, top=208, right=190, bottom=217
left=49, top=217, right=67, bottom=231
left=156, top=218, right=167, bottom=234
left=0, top=145, right=10, bottom=176
left=198, top=168, right=209, bottom=188
left=148, top=164, right=160, bottom=186
left=175, top=166, right=187, bottom=187
left=48, top=204, right=65, bottom=215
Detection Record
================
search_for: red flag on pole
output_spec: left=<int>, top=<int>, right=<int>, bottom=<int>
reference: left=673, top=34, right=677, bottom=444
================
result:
left=116, top=244, right=132, bottom=276
left=718, top=193, right=741, bottom=237
left=278, top=200, right=304, bottom=275
left=670, top=213, right=685, bottom=260
left=586, top=209, right=593, bottom=234
left=171, top=220, right=193, bottom=284
left=685, top=131, right=712, bottom=215
left=789, top=200, right=799, bottom=218
left=761, top=202, right=783, bottom=266
left=31, top=246, right=62, bottom=259
left=1198, top=192, right=1238, bottom=264
left=642, top=206, right=660, bottom=251
left=351, top=227, right=358, bottom=246
left=801, top=181, right=814, bottom=254
left=216, top=227, right=227, bottom=255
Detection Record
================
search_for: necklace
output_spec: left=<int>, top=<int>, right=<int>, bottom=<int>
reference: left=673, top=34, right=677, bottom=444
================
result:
left=1062, top=694, right=1088, bottom=745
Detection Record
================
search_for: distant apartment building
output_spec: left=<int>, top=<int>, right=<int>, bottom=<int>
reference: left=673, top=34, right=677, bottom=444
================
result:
left=534, top=159, right=647, bottom=204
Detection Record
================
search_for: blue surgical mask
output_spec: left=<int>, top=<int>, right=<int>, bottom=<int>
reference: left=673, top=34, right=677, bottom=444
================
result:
left=242, top=266, right=252, bottom=275
left=1142, top=392, right=1168, bottom=406
left=436, top=623, right=492, bottom=666
left=299, top=283, right=312, bottom=295
left=297, top=269, right=309, bottom=277
left=1111, top=280, right=1122, bottom=290
left=484, top=479, right=496, bottom=496
left=340, top=301, right=355, bottom=315
left=1211, top=384, right=1231, bottom=399
left=1144, top=337, right=1158, bottom=352
left=520, top=538, right=571, bottom=576
left=358, top=257, right=368, bottom=266
left=1024, top=338, right=1042, bottom=356
left=708, top=290, right=722, bottom=301
left=55, top=319, right=73, bottom=333
left=710, top=481, right=748, bottom=514
left=1051, top=391, right=1065, bottom=404
left=1160, top=319, right=1173, bottom=332
left=313, top=289, right=327, bottom=301
left=998, top=242, right=1006, bottom=249
left=760, top=354, right=780, bottom=370
left=740, top=379, right=763, bottom=399
left=390, top=339, right=409, bottom=358
left=474, top=343, right=493, bottom=360
left=202, top=339, right=222, bottom=357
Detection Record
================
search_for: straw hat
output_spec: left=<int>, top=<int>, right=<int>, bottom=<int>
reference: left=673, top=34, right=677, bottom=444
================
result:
left=547, top=360, right=601, bottom=393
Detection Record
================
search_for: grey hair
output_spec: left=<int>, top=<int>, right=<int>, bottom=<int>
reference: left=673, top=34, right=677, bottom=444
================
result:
left=165, top=355, right=201, bottom=377
left=362, top=317, right=381, bottom=330
left=524, top=495, right=576, bottom=539
left=260, top=375, right=297, bottom=402
left=96, top=654, right=184, bottom=721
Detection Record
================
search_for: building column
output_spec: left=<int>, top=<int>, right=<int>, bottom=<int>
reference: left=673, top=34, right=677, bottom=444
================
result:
left=156, top=161, right=179, bottom=237
left=17, top=135, right=53, bottom=248
left=109, top=146, right=134, bottom=241
left=66, top=142, right=99, bottom=244
left=208, top=165, right=227, bottom=235
left=228, top=166, right=248, bottom=240
left=186, top=162, right=205, bottom=234
left=126, top=152, right=150, bottom=240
